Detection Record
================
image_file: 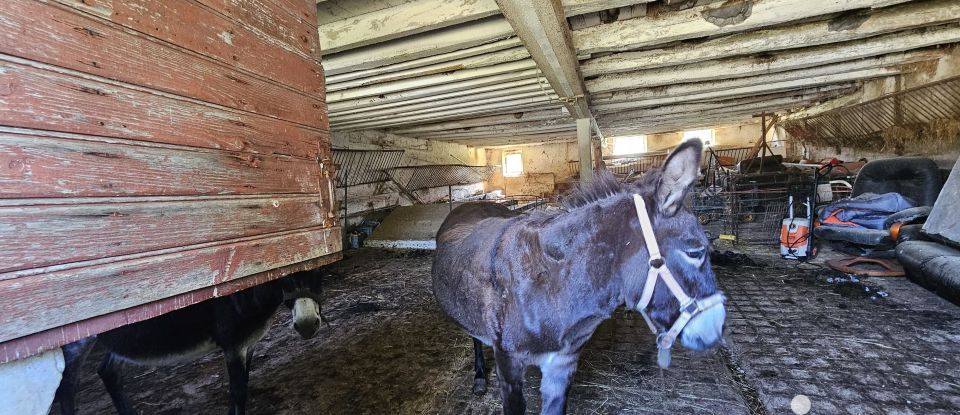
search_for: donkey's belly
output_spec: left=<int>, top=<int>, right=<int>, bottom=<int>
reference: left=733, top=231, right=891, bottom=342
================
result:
left=113, top=338, right=219, bottom=367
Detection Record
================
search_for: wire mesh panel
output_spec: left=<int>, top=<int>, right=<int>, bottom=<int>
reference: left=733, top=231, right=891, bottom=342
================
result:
left=386, top=164, right=497, bottom=191
left=332, top=149, right=404, bottom=188
left=693, top=171, right=813, bottom=244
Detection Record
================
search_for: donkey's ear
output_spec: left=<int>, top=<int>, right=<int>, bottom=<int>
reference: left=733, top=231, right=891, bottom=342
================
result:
left=656, top=139, right=703, bottom=216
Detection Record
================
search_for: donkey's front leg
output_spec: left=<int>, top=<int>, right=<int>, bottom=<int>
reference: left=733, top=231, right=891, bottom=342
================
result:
left=494, top=349, right=527, bottom=415
left=223, top=347, right=251, bottom=415
left=538, top=353, right=579, bottom=415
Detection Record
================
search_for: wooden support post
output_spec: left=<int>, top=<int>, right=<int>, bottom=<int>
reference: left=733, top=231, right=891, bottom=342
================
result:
left=577, top=118, right=593, bottom=183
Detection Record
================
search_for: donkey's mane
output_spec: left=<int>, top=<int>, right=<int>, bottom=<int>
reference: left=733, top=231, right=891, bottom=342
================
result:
left=561, top=169, right=641, bottom=210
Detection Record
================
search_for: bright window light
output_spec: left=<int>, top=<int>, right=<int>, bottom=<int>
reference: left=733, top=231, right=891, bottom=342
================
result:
left=612, top=135, right=647, bottom=155
left=503, top=152, right=523, bottom=177
left=683, top=129, right=714, bottom=146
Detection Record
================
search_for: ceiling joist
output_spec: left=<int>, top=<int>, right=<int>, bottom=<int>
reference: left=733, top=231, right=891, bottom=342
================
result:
left=496, top=0, right=591, bottom=119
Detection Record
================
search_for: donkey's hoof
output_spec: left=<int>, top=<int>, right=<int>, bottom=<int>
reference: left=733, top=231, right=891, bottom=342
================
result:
left=472, top=378, right=487, bottom=396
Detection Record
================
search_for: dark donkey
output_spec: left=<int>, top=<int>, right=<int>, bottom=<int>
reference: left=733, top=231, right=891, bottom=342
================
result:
left=55, top=269, right=324, bottom=415
left=432, top=140, right=726, bottom=414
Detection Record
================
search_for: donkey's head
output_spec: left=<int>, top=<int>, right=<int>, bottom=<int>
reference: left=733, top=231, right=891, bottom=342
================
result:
left=625, top=139, right=725, bottom=358
left=280, top=270, right=323, bottom=339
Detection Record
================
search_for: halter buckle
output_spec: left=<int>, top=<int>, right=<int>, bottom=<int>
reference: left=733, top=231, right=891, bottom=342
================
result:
left=680, top=298, right=699, bottom=315
left=649, top=257, right=665, bottom=268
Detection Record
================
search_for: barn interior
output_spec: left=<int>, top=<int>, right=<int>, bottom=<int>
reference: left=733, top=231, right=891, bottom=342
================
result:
left=3, top=0, right=960, bottom=414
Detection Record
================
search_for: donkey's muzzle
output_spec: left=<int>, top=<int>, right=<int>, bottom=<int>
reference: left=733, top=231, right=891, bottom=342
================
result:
left=292, top=298, right=321, bottom=339
left=680, top=303, right=726, bottom=351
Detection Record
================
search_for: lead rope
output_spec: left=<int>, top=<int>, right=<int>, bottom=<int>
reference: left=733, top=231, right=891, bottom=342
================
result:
left=632, top=194, right=725, bottom=368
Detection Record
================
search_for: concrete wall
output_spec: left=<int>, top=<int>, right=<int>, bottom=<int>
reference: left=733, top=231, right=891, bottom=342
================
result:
left=485, top=141, right=579, bottom=196
left=332, top=130, right=486, bottom=229
left=638, top=122, right=763, bottom=152
left=784, top=46, right=960, bottom=168
left=481, top=122, right=767, bottom=198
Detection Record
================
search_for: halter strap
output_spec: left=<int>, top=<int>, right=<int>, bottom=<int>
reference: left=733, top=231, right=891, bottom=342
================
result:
left=631, top=194, right=725, bottom=368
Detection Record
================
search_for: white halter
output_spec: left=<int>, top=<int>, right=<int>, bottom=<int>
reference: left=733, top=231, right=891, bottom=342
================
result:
left=632, top=194, right=726, bottom=368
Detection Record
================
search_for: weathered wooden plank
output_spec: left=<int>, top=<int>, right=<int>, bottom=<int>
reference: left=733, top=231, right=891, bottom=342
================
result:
left=580, top=0, right=960, bottom=77
left=0, top=131, right=321, bottom=198
left=319, top=0, right=500, bottom=54
left=49, top=0, right=323, bottom=96
left=562, top=0, right=654, bottom=17
left=194, top=0, right=320, bottom=58
left=0, top=57, right=324, bottom=158
left=0, top=196, right=326, bottom=273
left=587, top=28, right=960, bottom=94
left=322, top=17, right=515, bottom=75
left=0, top=226, right=341, bottom=347
left=0, top=0, right=325, bottom=128
left=573, top=0, right=913, bottom=55
left=266, top=0, right=318, bottom=29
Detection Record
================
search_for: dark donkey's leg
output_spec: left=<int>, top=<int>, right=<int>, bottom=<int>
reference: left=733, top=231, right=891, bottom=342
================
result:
left=472, top=338, right=487, bottom=396
left=494, top=349, right=526, bottom=415
left=538, top=353, right=579, bottom=415
left=98, top=353, right=138, bottom=415
left=224, top=346, right=252, bottom=415
left=56, top=338, right=97, bottom=415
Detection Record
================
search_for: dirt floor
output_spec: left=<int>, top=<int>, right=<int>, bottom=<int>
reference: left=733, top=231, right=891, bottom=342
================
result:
left=60, top=248, right=960, bottom=414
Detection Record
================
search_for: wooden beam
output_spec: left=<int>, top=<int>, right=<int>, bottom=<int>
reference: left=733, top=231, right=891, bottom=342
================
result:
left=599, top=89, right=853, bottom=127
left=578, top=118, right=593, bottom=182
left=329, top=69, right=543, bottom=110
left=338, top=103, right=564, bottom=131
left=581, top=0, right=960, bottom=77
left=331, top=89, right=554, bottom=123
left=330, top=78, right=545, bottom=115
left=573, top=0, right=913, bottom=55
left=326, top=38, right=523, bottom=84
left=318, top=0, right=501, bottom=53
left=562, top=0, right=654, bottom=17
left=413, top=117, right=577, bottom=138
left=390, top=108, right=571, bottom=135
left=590, top=56, right=927, bottom=106
left=587, top=48, right=945, bottom=94
left=421, top=124, right=578, bottom=140
left=496, top=0, right=591, bottom=118
left=593, top=79, right=864, bottom=113
left=335, top=100, right=563, bottom=130
left=332, top=82, right=550, bottom=118
left=328, top=59, right=538, bottom=102
left=322, top=17, right=514, bottom=75
left=598, top=86, right=855, bottom=118
left=327, top=46, right=531, bottom=92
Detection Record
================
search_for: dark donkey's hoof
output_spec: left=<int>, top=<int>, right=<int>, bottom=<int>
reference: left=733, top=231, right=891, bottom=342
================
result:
left=472, top=378, right=487, bottom=396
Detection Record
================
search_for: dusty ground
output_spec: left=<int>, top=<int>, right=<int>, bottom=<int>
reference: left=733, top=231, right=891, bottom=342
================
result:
left=60, top=248, right=960, bottom=414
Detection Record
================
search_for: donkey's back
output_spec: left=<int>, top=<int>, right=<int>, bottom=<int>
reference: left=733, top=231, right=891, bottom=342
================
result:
left=433, top=202, right=520, bottom=341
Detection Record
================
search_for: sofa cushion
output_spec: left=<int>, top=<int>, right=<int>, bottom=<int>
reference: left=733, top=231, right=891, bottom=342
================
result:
left=896, top=241, right=960, bottom=305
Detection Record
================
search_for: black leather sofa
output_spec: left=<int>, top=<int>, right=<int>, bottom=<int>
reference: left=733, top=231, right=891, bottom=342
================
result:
left=814, top=157, right=941, bottom=256
left=897, top=157, right=960, bottom=305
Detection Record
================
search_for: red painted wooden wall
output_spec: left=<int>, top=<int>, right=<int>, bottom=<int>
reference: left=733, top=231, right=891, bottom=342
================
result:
left=0, top=0, right=340, bottom=363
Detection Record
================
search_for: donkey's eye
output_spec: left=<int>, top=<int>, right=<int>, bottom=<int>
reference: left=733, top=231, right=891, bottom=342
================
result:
left=680, top=247, right=707, bottom=267
left=684, top=248, right=705, bottom=259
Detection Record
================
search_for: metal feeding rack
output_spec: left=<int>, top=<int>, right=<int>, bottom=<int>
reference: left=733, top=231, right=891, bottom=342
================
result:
left=331, top=149, right=405, bottom=221
left=386, top=164, right=497, bottom=206
left=781, top=75, right=960, bottom=148
left=603, top=152, right=668, bottom=177
left=331, top=149, right=404, bottom=188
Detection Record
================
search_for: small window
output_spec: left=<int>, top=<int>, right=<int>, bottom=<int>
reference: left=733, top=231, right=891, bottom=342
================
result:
left=503, top=152, right=523, bottom=177
left=612, top=135, right=647, bottom=156
left=683, top=129, right=714, bottom=146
